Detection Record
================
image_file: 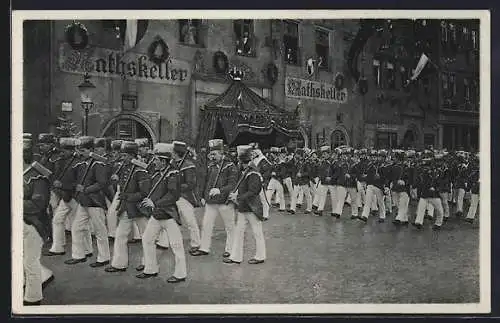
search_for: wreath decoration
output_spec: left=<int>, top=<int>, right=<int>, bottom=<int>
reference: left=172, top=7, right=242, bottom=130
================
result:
left=334, top=73, right=345, bottom=90
left=148, top=37, right=170, bottom=65
left=65, top=22, right=89, bottom=50
left=266, top=63, right=278, bottom=85
left=213, top=51, right=229, bottom=74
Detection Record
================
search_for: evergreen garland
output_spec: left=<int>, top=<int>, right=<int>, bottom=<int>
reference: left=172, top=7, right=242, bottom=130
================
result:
left=55, top=114, right=81, bottom=138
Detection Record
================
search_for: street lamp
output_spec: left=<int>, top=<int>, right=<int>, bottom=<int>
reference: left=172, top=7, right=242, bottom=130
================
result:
left=78, top=73, right=96, bottom=136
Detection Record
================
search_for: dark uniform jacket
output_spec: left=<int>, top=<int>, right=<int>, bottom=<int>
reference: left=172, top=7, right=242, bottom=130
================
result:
left=391, top=162, right=413, bottom=194
left=292, top=159, right=312, bottom=186
left=72, top=156, right=109, bottom=209
left=149, top=169, right=181, bottom=224
left=236, top=165, right=264, bottom=220
left=203, top=159, right=238, bottom=205
left=53, top=151, right=79, bottom=202
left=317, top=159, right=331, bottom=184
left=255, top=156, right=273, bottom=188
left=468, top=166, right=479, bottom=195
left=116, top=158, right=151, bottom=218
left=177, top=159, right=201, bottom=207
left=365, top=161, right=386, bottom=189
left=24, top=166, right=51, bottom=240
left=436, top=166, right=452, bottom=193
left=415, top=166, right=440, bottom=199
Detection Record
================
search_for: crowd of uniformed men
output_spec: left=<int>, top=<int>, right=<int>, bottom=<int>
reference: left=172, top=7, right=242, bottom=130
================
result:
left=22, top=132, right=480, bottom=305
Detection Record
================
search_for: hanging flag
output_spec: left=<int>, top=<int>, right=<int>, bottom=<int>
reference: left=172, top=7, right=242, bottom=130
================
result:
left=121, top=20, right=149, bottom=53
left=410, top=53, right=429, bottom=81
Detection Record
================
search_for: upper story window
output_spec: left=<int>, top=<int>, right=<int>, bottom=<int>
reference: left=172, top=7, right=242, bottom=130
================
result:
left=442, top=73, right=457, bottom=99
left=464, top=78, right=471, bottom=102
left=234, top=19, right=254, bottom=56
left=284, top=20, right=299, bottom=65
left=315, top=29, right=329, bottom=70
left=441, top=21, right=448, bottom=43
left=471, top=30, right=479, bottom=50
left=178, top=19, right=202, bottom=46
left=373, top=59, right=381, bottom=88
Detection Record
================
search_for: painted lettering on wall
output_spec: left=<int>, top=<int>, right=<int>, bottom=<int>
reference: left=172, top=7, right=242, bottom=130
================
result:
left=59, top=43, right=191, bottom=86
left=285, top=77, right=348, bottom=103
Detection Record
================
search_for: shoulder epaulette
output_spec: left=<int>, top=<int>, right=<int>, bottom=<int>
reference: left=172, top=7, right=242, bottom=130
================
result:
left=246, top=170, right=263, bottom=182
left=222, top=162, right=235, bottom=171
left=166, top=169, right=179, bottom=177
left=180, top=165, right=196, bottom=172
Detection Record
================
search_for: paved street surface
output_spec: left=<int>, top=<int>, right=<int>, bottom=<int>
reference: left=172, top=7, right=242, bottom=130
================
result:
left=40, top=199, right=479, bottom=305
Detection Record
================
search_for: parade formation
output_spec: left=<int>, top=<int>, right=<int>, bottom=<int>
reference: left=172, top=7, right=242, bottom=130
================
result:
left=22, top=132, right=480, bottom=306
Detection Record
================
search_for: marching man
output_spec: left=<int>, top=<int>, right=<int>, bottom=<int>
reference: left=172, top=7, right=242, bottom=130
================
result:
left=23, top=134, right=54, bottom=305
left=137, top=143, right=187, bottom=283
left=224, top=145, right=266, bottom=265
left=190, top=139, right=238, bottom=258
left=64, top=136, right=111, bottom=268
left=250, top=148, right=272, bottom=220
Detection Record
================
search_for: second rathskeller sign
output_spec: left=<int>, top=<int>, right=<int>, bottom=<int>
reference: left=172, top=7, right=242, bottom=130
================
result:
left=58, top=43, right=191, bottom=86
left=285, top=77, right=348, bottom=103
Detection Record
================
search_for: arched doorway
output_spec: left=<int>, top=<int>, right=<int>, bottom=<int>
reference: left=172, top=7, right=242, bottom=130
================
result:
left=402, top=125, right=419, bottom=148
left=101, top=113, right=157, bottom=147
left=330, top=128, right=349, bottom=148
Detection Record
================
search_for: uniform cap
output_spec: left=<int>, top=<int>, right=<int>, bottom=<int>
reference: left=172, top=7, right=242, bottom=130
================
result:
left=38, top=133, right=56, bottom=144
left=237, top=145, right=253, bottom=162
left=135, top=138, right=149, bottom=148
left=77, top=136, right=95, bottom=149
left=208, top=139, right=224, bottom=151
left=23, top=133, right=33, bottom=140
left=406, top=150, right=416, bottom=157
left=153, top=143, right=174, bottom=157
left=111, top=140, right=123, bottom=151
left=270, top=147, right=280, bottom=153
left=320, top=145, right=330, bottom=152
left=59, top=137, right=78, bottom=148
left=121, top=141, right=139, bottom=154
left=173, top=140, right=187, bottom=155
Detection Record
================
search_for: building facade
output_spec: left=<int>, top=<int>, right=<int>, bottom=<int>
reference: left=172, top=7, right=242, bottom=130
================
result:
left=22, top=18, right=479, bottom=151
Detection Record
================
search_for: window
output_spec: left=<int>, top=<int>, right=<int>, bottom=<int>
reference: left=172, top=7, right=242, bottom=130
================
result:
left=373, top=59, right=381, bottom=88
left=284, top=20, right=299, bottom=65
left=424, top=134, right=435, bottom=147
left=331, top=130, right=347, bottom=148
left=449, top=74, right=457, bottom=97
left=178, top=19, right=202, bottom=46
left=376, top=132, right=398, bottom=149
left=442, top=73, right=457, bottom=99
left=315, top=29, right=329, bottom=70
left=449, top=23, right=457, bottom=47
left=386, top=62, right=395, bottom=89
left=471, top=30, right=478, bottom=50
left=441, top=21, right=448, bottom=43
left=234, top=20, right=254, bottom=56
left=464, top=78, right=471, bottom=102
left=462, top=25, right=470, bottom=48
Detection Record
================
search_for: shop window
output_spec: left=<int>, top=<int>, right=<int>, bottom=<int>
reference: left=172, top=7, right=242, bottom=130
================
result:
left=284, top=20, right=299, bottom=65
left=440, top=21, right=448, bottom=45
left=376, top=132, right=398, bottom=149
left=179, top=19, right=202, bottom=46
left=373, top=59, right=381, bottom=88
left=461, top=25, right=470, bottom=49
left=386, top=62, right=395, bottom=89
left=331, top=130, right=347, bottom=148
left=315, top=29, right=329, bottom=70
left=234, top=19, right=255, bottom=56
left=471, top=30, right=478, bottom=50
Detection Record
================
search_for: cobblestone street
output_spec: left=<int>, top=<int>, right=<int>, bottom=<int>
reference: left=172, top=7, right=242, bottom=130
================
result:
left=40, top=200, right=480, bottom=305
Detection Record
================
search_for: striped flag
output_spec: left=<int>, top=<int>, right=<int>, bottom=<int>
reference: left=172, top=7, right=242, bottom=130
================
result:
left=122, top=20, right=149, bottom=53
left=410, top=53, right=429, bottom=81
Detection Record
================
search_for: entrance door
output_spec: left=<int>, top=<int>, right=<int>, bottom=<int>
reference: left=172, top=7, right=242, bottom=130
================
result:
left=103, top=118, right=154, bottom=147
left=331, top=130, right=347, bottom=148
left=402, top=129, right=417, bottom=148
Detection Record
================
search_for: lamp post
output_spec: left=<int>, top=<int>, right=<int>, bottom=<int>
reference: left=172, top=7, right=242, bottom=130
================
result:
left=78, top=73, right=96, bottom=136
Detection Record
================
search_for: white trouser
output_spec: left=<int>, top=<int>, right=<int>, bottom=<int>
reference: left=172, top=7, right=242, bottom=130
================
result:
left=71, top=205, right=110, bottom=262
left=394, top=192, right=410, bottom=222
left=111, top=212, right=148, bottom=269
left=176, top=197, right=201, bottom=248
left=317, top=184, right=337, bottom=212
left=131, top=221, right=142, bottom=240
left=357, top=181, right=366, bottom=208
left=333, top=186, right=358, bottom=216
left=466, top=193, right=479, bottom=219
left=23, top=223, right=43, bottom=302
left=50, top=198, right=79, bottom=253
left=142, top=217, right=187, bottom=278
left=260, top=189, right=270, bottom=219
left=439, top=192, right=450, bottom=218
left=361, top=185, right=385, bottom=219
left=310, top=177, right=320, bottom=199
left=384, top=190, right=392, bottom=211
left=415, top=197, right=444, bottom=226
left=157, top=230, right=170, bottom=247
left=199, top=203, right=235, bottom=253
left=455, top=188, right=466, bottom=213
left=426, top=200, right=435, bottom=218
left=371, top=189, right=379, bottom=212
left=106, top=190, right=120, bottom=238
left=391, top=190, right=399, bottom=211
left=230, top=212, right=266, bottom=263
left=267, top=178, right=285, bottom=210
left=291, top=184, right=312, bottom=212
left=283, top=177, right=294, bottom=204
left=312, top=181, right=322, bottom=207
left=49, top=191, right=60, bottom=213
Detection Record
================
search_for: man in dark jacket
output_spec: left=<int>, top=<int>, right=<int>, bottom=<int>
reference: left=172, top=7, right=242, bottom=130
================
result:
left=23, top=134, right=54, bottom=305
left=105, top=141, right=151, bottom=273
left=190, top=139, right=238, bottom=258
left=266, top=148, right=286, bottom=212
left=289, top=149, right=313, bottom=214
left=64, top=136, right=111, bottom=268
left=465, top=154, right=479, bottom=223
left=359, top=150, right=389, bottom=223
left=224, top=145, right=266, bottom=265
left=251, top=148, right=272, bottom=220
left=137, top=143, right=186, bottom=282
left=105, top=139, right=124, bottom=240
left=392, top=150, right=414, bottom=225
left=413, top=159, right=445, bottom=230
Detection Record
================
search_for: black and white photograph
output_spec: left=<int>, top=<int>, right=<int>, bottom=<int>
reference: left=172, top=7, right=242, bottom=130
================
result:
left=11, top=10, right=491, bottom=315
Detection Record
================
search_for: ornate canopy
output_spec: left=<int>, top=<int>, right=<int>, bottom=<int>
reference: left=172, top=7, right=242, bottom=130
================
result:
left=196, top=79, right=300, bottom=148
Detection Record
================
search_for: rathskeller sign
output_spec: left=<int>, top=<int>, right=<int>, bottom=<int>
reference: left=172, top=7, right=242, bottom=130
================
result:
left=58, top=43, right=191, bottom=86
left=285, top=77, right=348, bottom=103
